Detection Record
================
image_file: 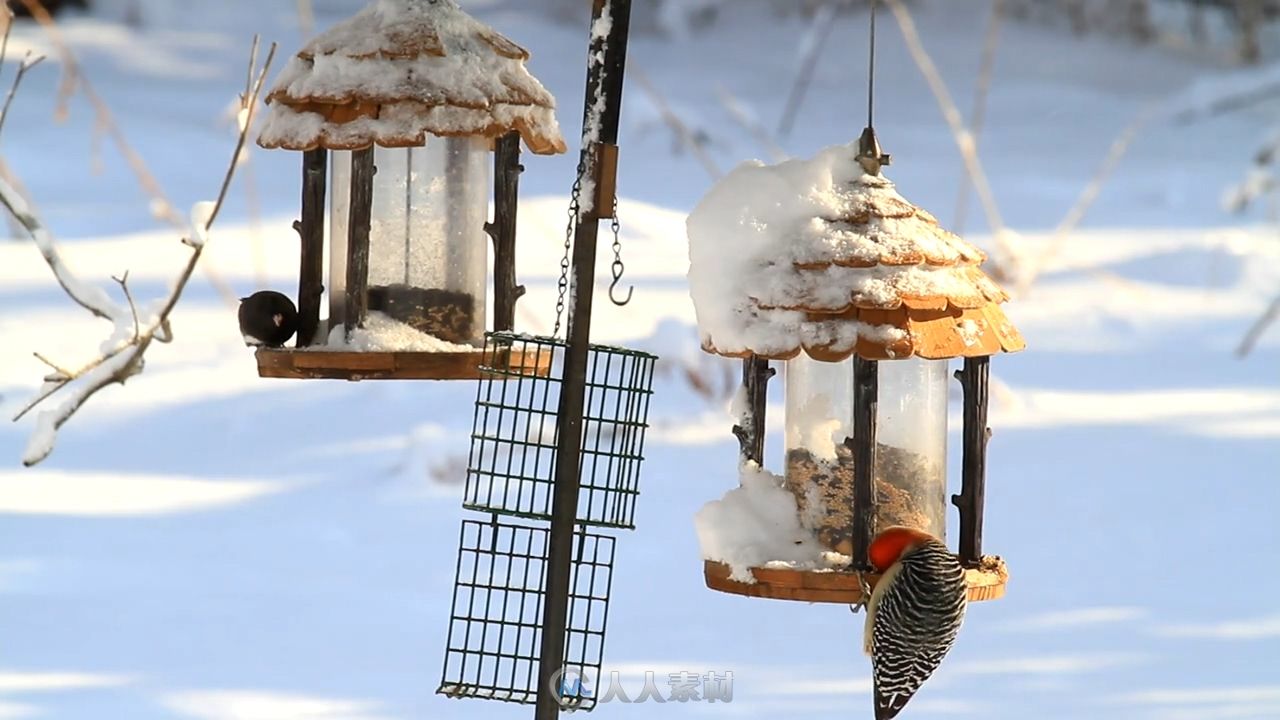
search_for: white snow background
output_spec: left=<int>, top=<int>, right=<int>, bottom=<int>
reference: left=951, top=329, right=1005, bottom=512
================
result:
left=1, top=1, right=1278, bottom=718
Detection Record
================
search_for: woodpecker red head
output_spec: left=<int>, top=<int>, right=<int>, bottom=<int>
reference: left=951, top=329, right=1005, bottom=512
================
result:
left=868, top=526, right=938, bottom=574
left=862, top=526, right=967, bottom=720
left=238, top=290, right=298, bottom=347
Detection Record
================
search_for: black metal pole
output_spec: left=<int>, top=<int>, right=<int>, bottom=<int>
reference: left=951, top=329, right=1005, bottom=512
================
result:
left=486, top=131, right=525, bottom=332
left=952, top=356, right=991, bottom=566
left=732, top=355, right=774, bottom=466
left=295, top=148, right=326, bottom=347
left=849, top=356, right=878, bottom=574
left=536, top=2, right=632, bottom=718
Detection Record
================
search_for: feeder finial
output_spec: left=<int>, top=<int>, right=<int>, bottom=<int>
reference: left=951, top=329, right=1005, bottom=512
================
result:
left=856, top=0, right=890, bottom=176
left=857, top=126, right=891, bottom=176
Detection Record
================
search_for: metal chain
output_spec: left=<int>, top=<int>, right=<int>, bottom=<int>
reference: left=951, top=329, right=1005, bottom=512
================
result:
left=553, top=172, right=582, bottom=338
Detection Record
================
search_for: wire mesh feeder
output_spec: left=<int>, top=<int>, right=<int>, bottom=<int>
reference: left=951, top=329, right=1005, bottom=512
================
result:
left=439, top=518, right=615, bottom=709
left=462, top=332, right=657, bottom=530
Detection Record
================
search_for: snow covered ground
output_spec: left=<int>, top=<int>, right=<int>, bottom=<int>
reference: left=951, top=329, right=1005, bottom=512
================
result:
left=1, top=1, right=1278, bottom=718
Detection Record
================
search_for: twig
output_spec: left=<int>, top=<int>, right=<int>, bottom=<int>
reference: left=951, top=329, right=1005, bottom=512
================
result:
left=886, top=0, right=1019, bottom=280
left=954, top=0, right=1003, bottom=234
left=6, top=38, right=278, bottom=466
left=1237, top=292, right=1280, bottom=357
left=15, top=0, right=239, bottom=308
left=1016, top=103, right=1158, bottom=295
left=111, top=270, right=141, bottom=341
left=0, top=52, right=44, bottom=138
left=13, top=339, right=127, bottom=422
left=243, top=35, right=260, bottom=106
left=630, top=65, right=722, bottom=180
left=32, top=352, right=72, bottom=380
left=777, top=0, right=842, bottom=139
left=715, top=84, right=789, bottom=164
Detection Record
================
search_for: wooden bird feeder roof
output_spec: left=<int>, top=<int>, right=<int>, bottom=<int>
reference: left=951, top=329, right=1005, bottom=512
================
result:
left=696, top=170, right=1025, bottom=362
left=257, top=0, right=568, bottom=155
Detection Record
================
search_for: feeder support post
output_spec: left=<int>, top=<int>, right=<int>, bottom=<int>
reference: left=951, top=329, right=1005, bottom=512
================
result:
left=295, top=148, right=327, bottom=347
left=536, top=1, right=633, bottom=718
left=733, top=355, right=774, bottom=466
left=849, top=357, right=878, bottom=574
left=952, top=355, right=991, bottom=566
left=487, top=131, right=525, bottom=332
left=344, top=147, right=375, bottom=340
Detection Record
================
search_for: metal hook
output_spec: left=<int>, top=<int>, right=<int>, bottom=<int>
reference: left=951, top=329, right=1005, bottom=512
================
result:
left=606, top=257, right=632, bottom=304
left=608, top=273, right=633, bottom=307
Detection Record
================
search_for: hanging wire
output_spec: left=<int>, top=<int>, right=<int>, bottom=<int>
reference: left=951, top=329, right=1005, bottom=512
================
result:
left=867, top=0, right=877, bottom=130
left=858, top=0, right=889, bottom=176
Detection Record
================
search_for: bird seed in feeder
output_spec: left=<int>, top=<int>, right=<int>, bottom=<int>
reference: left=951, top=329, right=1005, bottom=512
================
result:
left=367, top=284, right=475, bottom=345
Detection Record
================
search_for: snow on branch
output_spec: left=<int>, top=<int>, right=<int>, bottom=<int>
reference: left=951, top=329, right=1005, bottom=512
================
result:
left=0, top=177, right=125, bottom=322
left=4, top=37, right=278, bottom=467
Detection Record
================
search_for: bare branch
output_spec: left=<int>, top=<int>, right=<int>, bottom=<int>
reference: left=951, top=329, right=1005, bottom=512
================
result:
left=23, top=348, right=146, bottom=466
left=205, top=43, right=275, bottom=236
left=0, top=175, right=126, bottom=321
left=953, top=0, right=1003, bottom=234
left=1016, top=103, right=1158, bottom=295
left=715, top=85, right=789, bottom=164
left=14, top=345, right=128, bottom=422
left=9, top=38, right=278, bottom=466
left=777, top=0, right=841, bottom=139
left=112, top=271, right=141, bottom=341
left=886, top=0, right=1020, bottom=280
left=243, top=34, right=260, bottom=106
left=32, top=352, right=72, bottom=380
left=1237, top=292, right=1280, bottom=357
left=15, top=0, right=240, bottom=308
left=630, top=65, right=721, bottom=180
left=0, top=52, right=44, bottom=136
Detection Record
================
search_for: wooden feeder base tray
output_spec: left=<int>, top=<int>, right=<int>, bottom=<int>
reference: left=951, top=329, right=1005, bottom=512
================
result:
left=703, top=556, right=1008, bottom=604
left=254, top=346, right=553, bottom=381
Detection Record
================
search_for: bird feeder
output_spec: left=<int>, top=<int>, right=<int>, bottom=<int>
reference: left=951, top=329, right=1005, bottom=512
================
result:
left=688, top=135, right=1024, bottom=605
left=252, top=0, right=567, bottom=380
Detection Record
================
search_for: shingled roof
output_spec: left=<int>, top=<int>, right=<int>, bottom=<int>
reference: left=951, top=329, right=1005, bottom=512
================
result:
left=257, top=0, right=567, bottom=155
left=688, top=148, right=1024, bottom=362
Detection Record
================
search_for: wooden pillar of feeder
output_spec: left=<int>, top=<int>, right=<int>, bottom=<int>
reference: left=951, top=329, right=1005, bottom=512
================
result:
left=344, top=147, right=375, bottom=340
left=849, top=356, right=878, bottom=571
left=295, top=148, right=327, bottom=347
left=953, top=355, right=991, bottom=567
left=486, top=131, right=525, bottom=332
left=733, top=355, right=774, bottom=466
left=536, top=1, right=631, bottom=718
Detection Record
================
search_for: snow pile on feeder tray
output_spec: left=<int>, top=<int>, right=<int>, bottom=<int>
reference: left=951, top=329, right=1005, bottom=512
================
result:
left=319, top=311, right=477, bottom=353
left=685, top=141, right=1014, bottom=360
left=694, top=463, right=850, bottom=583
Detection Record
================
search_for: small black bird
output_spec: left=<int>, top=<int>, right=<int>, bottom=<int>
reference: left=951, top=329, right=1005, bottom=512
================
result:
left=238, top=290, right=298, bottom=348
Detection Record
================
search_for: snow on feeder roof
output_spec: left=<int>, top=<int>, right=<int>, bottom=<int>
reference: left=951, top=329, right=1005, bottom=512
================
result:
left=256, top=0, right=567, bottom=155
left=687, top=143, right=1025, bottom=362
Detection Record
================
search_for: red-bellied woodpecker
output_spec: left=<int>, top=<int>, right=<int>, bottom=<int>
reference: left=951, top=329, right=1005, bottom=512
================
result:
left=862, top=526, right=967, bottom=720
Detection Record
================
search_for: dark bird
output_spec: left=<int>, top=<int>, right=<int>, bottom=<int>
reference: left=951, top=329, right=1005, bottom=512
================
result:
left=238, top=291, right=298, bottom=348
